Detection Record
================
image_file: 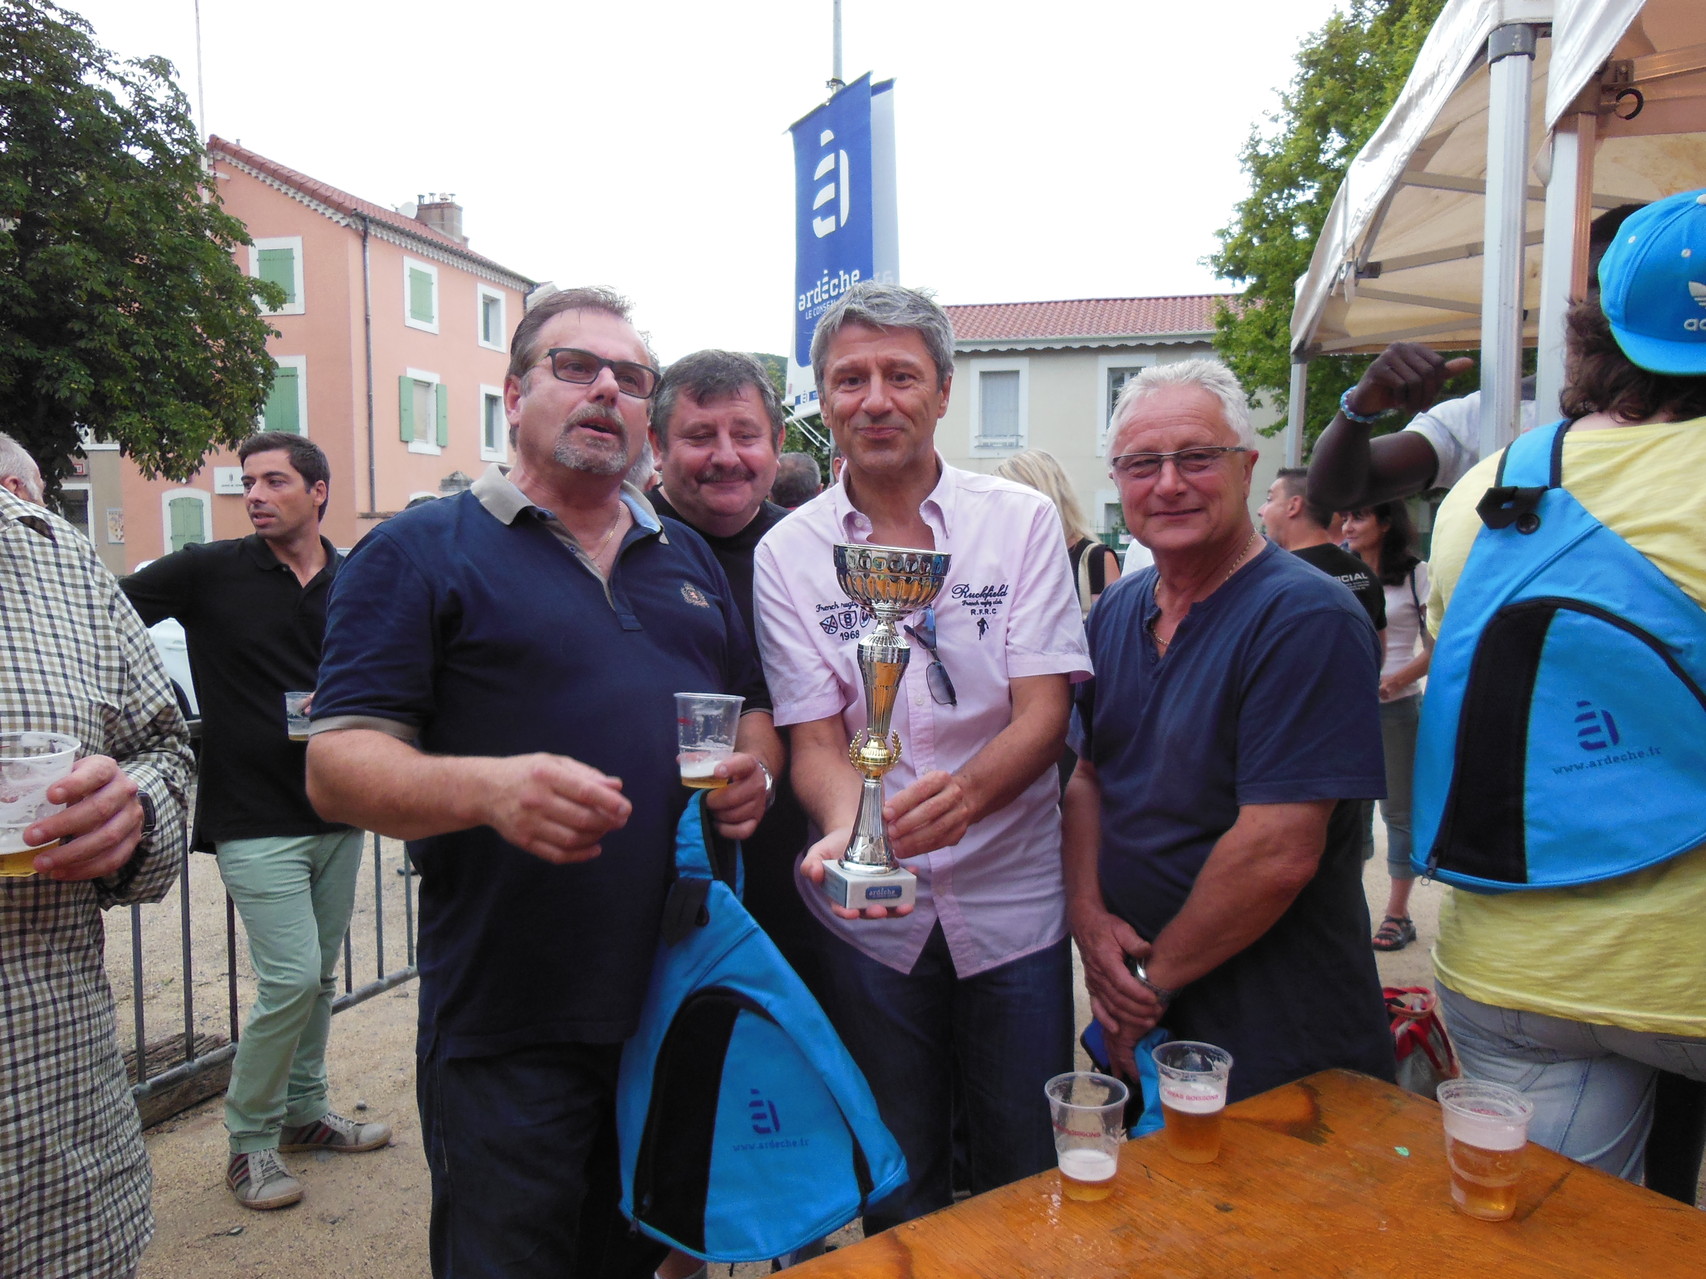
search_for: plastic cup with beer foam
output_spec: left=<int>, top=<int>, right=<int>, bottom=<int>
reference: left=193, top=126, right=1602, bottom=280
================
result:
left=1045, top=1071, right=1129, bottom=1201
left=1152, top=1040, right=1234, bottom=1164
left=0, top=731, right=81, bottom=877
left=284, top=691, right=314, bottom=742
left=1437, top=1078, right=1534, bottom=1221
left=674, top=692, right=744, bottom=790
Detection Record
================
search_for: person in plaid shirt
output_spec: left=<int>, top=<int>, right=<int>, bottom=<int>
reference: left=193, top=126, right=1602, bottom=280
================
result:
left=0, top=482, right=193, bottom=1277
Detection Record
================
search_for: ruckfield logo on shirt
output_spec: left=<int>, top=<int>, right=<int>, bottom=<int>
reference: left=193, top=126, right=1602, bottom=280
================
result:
left=680, top=583, right=710, bottom=608
left=950, top=582, right=1009, bottom=629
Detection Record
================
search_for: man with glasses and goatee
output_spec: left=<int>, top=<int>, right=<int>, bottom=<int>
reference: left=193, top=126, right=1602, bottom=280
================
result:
left=753, top=282, right=1089, bottom=1234
left=307, top=287, right=778, bottom=1279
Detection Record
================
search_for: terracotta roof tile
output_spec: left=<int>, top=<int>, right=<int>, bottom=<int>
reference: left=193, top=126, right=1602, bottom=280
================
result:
left=207, top=136, right=533, bottom=284
left=944, top=295, right=1231, bottom=343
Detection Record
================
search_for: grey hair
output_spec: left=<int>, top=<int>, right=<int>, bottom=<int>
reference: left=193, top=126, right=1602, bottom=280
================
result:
left=0, top=431, right=45, bottom=502
left=623, top=435, right=657, bottom=491
left=651, top=350, right=784, bottom=448
left=1108, top=358, right=1255, bottom=458
left=810, top=281, right=955, bottom=393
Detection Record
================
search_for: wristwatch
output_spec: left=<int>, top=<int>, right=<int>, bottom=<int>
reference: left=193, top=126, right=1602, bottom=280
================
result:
left=1129, top=958, right=1180, bottom=1008
left=136, top=790, right=158, bottom=842
left=755, top=760, right=777, bottom=811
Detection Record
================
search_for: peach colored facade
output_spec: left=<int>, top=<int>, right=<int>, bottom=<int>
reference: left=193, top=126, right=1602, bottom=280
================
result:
left=115, top=139, right=534, bottom=567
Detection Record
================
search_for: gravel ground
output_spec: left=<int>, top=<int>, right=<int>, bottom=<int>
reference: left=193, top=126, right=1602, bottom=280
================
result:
left=130, top=828, right=1454, bottom=1276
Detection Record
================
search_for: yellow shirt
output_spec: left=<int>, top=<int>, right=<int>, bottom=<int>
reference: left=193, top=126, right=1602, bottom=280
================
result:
left=1427, top=418, right=1706, bottom=1036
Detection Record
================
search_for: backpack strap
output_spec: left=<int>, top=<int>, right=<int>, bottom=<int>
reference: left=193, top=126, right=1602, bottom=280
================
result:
left=1088, top=542, right=1109, bottom=596
left=660, top=794, right=743, bottom=944
left=1408, top=565, right=1423, bottom=624
left=1479, top=419, right=1569, bottom=532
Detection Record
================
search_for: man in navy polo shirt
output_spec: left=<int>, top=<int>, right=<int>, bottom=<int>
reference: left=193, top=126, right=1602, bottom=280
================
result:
left=123, top=432, right=391, bottom=1212
left=306, top=287, right=780, bottom=1279
left=1062, top=359, right=1394, bottom=1101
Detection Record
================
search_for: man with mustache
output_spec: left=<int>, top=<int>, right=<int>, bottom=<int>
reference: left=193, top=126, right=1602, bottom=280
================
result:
left=306, top=288, right=779, bottom=1278
left=123, top=431, right=390, bottom=1213
left=647, top=351, right=823, bottom=1001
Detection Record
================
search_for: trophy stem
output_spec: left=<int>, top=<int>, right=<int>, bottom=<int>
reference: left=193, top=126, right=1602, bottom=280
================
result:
left=841, top=776, right=894, bottom=871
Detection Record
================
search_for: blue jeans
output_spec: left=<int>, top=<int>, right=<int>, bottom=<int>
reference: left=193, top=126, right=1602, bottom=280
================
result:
left=417, top=1040, right=663, bottom=1279
left=1439, top=983, right=1706, bottom=1181
left=816, top=924, right=1072, bottom=1233
left=1378, top=694, right=1420, bottom=880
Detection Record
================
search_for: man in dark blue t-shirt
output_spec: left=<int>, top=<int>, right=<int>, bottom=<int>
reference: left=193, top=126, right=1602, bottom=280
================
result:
left=307, top=287, right=781, bottom=1279
left=1063, top=359, right=1395, bottom=1102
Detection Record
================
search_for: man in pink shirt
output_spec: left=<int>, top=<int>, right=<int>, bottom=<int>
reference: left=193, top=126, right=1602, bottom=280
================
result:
left=754, top=282, right=1090, bottom=1231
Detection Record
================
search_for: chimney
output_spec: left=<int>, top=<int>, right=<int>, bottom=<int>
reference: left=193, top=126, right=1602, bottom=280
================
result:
left=415, top=193, right=466, bottom=245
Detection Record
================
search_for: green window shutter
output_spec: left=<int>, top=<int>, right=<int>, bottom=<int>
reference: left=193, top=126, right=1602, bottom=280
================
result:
left=258, top=247, right=296, bottom=304
left=436, top=383, right=450, bottom=447
left=409, top=268, right=434, bottom=323
left=399, top=375, right=415, bottom=442
left=263, top=365, right=300, bottom=434
left=168, top=497, right=204, bottom=552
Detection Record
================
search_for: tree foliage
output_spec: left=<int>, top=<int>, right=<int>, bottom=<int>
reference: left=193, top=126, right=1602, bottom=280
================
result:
left=0, top=0, right=282, bottom=490
left=1210, top=0, right=1446, bottom=448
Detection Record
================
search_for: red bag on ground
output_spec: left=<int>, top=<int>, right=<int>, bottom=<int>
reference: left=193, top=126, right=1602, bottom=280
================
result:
left=1385, top=985, right=1461, bottom=1099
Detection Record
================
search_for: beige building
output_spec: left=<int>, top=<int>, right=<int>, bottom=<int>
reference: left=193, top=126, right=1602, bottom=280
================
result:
left=96, top=138, right=535, bottom=569
left=940, top=296, right=1282, bottom=549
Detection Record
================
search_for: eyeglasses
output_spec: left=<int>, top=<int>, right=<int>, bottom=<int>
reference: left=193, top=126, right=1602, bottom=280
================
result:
left=1111, top=446, right=1250, bottom=481
left=902, top=606, right=957, bottom=707
left=540, top=348, right=662, bottom=400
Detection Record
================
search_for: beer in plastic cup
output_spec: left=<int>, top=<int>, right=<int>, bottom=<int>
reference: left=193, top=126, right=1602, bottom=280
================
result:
left=674, top=692, right=743, bottom=789
left=284, top=691, right=314, bottom=742
left=0, top=732, right=80, bottom=876
left=1152, top=1040, right=1233, bottom=1164
left=1045, top=1071, right=1129, bottom=1201
left=1437, top=1078, right=1533, bottom=1221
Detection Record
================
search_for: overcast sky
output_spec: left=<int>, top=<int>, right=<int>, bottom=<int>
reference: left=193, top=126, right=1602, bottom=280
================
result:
left=63, top=0, right=1347, bottom=362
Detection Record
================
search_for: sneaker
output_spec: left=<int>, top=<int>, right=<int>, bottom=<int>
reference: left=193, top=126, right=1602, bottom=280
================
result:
left=279, top=1110, right=392, bottom=1153
left=227, top=1147, right=302, bottom=1210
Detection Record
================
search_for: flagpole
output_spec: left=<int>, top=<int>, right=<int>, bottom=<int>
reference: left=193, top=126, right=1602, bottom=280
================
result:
left=828, top=0, right=844, bottom=96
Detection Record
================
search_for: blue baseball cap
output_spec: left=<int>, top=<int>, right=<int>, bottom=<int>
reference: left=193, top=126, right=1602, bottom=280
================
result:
left=1597, top=187, right=1706, bottom=375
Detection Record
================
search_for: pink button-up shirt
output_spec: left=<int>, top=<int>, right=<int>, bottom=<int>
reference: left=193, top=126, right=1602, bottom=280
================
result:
left=753, top=461, right=1091, bottom=976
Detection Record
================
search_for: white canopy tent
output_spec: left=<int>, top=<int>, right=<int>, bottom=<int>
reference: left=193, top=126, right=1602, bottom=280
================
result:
left=1286, top=0, right=1706, bottom=465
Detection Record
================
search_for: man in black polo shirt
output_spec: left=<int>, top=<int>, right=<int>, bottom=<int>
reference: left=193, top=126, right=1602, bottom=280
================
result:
left=122, top=433, right=389, bottom=1213
left=648, top=352, right=821, bottom=1003
left=305, top=289, right=781, bottom=1279
left=1259, top=468, right=1388, bottom=634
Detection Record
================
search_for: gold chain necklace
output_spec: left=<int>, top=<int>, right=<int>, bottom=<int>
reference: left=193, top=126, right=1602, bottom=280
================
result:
left=580, top=504, right=624, bottom=560
left=1149, top=528, right=1259, bottom=653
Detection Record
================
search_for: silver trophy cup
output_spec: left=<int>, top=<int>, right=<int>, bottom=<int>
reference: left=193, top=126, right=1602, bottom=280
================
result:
left=825, top=543, right=952, bottom=910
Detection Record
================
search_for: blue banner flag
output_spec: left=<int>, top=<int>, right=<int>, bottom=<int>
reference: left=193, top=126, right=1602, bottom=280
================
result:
left=787, top=76, right=897, bottom=408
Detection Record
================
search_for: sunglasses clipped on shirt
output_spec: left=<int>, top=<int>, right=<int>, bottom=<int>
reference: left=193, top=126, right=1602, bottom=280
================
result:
left=903, top=606, right=957, bottom=707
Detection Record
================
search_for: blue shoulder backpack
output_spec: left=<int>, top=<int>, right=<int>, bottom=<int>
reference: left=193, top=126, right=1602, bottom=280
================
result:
left=616, top=794, right=907, bottom=1262
left=1413, top=418, right=1706, bottom=891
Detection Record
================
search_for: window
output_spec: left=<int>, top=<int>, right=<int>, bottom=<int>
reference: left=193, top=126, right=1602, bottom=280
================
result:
left=162, top=489, right=211, bottom=554
left=400, top=370, right=447, bottom=454
left=1098, top=353, right=1156, bottom=449
left=249, top=237, right=305, bottom=316
left=56, top=484, right=92, bottom=541
left=969, top=358, right=1028, bottom=452
left=404, top=258, right=439, bottom=332
left=261, top=356, right=307, bottom=435
left=480, top=386, right=507, bottom=461
left=477, top=286, right=507, bottom=350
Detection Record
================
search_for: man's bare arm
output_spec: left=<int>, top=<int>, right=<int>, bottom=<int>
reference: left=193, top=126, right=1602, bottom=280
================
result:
left=884, top=672, right=1070, bottom=857
left=307, top=728, right=631, bottom=864
left=1142, top=800, right=1336, bottom=994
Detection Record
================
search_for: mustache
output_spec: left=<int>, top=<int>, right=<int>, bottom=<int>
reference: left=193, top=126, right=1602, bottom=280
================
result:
left=694, top=465, right=757, bottom=485
left=563, top=403, right=626, bottom=438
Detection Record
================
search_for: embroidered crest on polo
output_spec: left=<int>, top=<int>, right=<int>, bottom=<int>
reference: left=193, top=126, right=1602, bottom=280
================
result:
left=812, top=598, right=866, bottom=643
left=680, top=583, right=709, bottom=608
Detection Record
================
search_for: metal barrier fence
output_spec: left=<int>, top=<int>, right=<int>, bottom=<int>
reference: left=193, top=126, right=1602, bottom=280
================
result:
left=120, top=831, right=417, bottom=1108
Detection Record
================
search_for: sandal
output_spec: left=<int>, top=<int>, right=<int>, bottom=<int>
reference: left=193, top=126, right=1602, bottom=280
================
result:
left=1372, top=915, right=1417, bottom=952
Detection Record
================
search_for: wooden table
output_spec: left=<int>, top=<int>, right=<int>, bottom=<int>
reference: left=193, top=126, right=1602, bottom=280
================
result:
left=792, top=1069, right=1706, bottom=1278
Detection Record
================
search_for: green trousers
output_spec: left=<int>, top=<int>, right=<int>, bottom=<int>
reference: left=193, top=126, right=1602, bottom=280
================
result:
left=217, top=830, right=365, bottom=1154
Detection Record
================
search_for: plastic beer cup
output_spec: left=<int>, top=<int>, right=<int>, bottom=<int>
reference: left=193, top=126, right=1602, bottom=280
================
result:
left=0, top=732, right=80, bottom=876
left=674, top=692, right=744, bottom=789
left=1045, top=1071, right=1129, bottom=1201
left=284, top=691, right=314, bottom=742
left=1437, top=1079, right=1533, bottom=1221
left=1152, top=1040, right=1234, bottom=1164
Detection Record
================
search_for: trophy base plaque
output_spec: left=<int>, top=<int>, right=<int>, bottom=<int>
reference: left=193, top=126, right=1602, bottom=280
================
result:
left=824, top=859, right=917, bottom=911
